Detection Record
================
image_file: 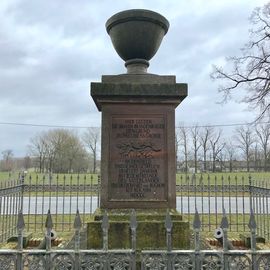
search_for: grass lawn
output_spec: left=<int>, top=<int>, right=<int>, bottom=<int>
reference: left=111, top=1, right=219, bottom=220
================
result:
left=0, top=212, right=262, bottom=234
left=0, top=172, right=99, bottom=185
left=1, top=171, right=270, bottom=187
left=1, top=213, right=268, bottom=247
left=0, top=171, right=269, bottom=198
left=176, top=172, right=270, bottom=185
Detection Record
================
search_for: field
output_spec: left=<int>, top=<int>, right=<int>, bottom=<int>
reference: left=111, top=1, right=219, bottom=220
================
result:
left=1, top=171, right=270, bottom=185
left=0, top=172, right=99, bottom=185
left=0, top=213, right=254, bottom=249
left=177, top=172, right=270, bottom=185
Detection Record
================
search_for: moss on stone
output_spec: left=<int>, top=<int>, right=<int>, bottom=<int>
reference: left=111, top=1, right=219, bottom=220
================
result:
left=93, top=208, right=183, bottom=222
left=87, top=209, right=190, bottom=250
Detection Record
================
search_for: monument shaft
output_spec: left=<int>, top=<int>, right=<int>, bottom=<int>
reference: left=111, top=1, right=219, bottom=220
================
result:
left=91, top=78, right=187, bottom=209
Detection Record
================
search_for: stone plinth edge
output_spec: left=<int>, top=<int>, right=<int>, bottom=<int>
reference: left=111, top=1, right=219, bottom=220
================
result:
left=91, top=82, right=187, bottom=111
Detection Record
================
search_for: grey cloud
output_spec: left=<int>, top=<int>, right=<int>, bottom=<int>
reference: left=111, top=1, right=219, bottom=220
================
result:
left=0, top=0, right=266, bottom=156
left=0, top=41, right=26, bottom=68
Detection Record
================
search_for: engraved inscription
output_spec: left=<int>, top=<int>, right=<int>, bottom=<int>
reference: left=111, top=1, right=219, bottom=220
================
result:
left=109, top=116, right=166, bottom=201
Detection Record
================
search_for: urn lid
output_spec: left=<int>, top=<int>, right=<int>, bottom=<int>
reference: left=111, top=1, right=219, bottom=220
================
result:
left=106, top=9, right=169, bottom=34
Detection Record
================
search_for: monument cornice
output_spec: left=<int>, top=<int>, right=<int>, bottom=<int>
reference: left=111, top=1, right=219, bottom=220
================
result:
left=91, top=82, right=187, bottom=111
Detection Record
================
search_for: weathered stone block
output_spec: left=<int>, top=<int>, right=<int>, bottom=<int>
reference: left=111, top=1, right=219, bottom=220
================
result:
left=7, top=232, right=33, bottom=248
left=240, top=233, right=265, bottom=248
left=87, top=210, right=190, bottom=250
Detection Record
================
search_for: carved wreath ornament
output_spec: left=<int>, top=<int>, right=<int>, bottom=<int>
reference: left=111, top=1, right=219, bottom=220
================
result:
left=117, top=142, right=161, bottom=158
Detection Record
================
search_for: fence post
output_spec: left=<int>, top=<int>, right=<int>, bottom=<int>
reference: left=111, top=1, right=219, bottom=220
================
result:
left=20, top=172, right=25, bottom=213
left=16, top=211, right=25, bottom=270
left=90, top=175, right=93, bottom=214
left=165, top=210, right=173, bottom=270
left=248, top=208, right=257, bottom=270
left=130, top=209, right=137, bottom=270
left=97, top=175, right=101, bottom=208
left=45, top=210, right=53, bottom=270
left=74, top=209, right=82, bottom=270
left=221, top=208, right=229, bottom=270
left=193, top=208, right=201, bottom=270
left=248, top=175, right=253, bottom=214
left=101, top=211, right=109, bottom=268
left=102, top=210, right=109, bottom=251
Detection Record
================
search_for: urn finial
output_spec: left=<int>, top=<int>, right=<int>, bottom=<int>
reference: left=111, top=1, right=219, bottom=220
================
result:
left=106, top=9, right=169, bottom=74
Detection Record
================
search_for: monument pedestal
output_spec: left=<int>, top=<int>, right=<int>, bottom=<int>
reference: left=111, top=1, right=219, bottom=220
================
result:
left=87, top=209, right=190, bottom=250
left=88, top=9, right=190, bottom=253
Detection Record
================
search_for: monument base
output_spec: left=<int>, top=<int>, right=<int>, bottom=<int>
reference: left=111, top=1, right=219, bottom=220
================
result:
left=87, top=209, right=190, bottom=250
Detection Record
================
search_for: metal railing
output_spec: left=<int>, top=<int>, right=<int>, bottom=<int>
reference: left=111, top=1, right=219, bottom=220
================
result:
left=0, top=174, right=100, bottom=242
left=0, top=177, right=23, bottom=243
left=177, top=175, right=270, bottom=241
left=1, top=174, right=270, bottom=242
left=0, top=209, right=269, bottom=269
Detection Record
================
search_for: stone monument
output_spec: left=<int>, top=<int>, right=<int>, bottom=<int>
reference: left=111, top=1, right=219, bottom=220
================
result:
left=91, top=9, right=187, bottom=209
left=88, top=9, right=189, bottom=250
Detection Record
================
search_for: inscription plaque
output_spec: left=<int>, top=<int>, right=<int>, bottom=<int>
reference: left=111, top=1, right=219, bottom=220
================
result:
left=109, top=115, right=167, bottom=201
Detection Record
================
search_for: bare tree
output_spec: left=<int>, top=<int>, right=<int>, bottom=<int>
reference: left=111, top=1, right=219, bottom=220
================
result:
left=253, top=143, right=261, bottom=171
left=255, top=123, right=270, bottom=171
left=199, top=126, right=213, bottom=172
left=210, top=129, right=225, bottom=172
left=190, top=125, right=201, bottom=173
left=211, top=3, right=270, bottom=119
left=65, top=134, right=85, bottom=173
left=46, top=129, right=69, bottom=173
left=29, top=129, right=88, bottom=173
left=1, top=149, right=14, bottom=172
left=82, top=127, right=100, bottom=173
left=28, top=134, right=47, bottom=173
left=235, top=126, right=255, bottom=172
left=177, top=126, right=189, bottom=173
left=47, top=129, right=87, bottom=173
left=23, top=156, right=31, bottom=170
left=175, top=127, right=181, bottom=172
left=224, top=141, right=237, bottom=172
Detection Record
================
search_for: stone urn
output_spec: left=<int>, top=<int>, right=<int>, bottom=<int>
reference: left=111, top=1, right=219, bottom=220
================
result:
left=106, top=9, right=169, bottom=73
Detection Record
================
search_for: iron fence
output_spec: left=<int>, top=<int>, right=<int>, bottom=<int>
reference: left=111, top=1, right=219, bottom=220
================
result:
left=0, top=174, right=101, bottom=242
left=0, top=178, right=23, bottom=243
left=1, top=174, right=270, bottom=243
left=0, top=209, right=270, bottom=269
left=177, top=175, right=270, bottom=240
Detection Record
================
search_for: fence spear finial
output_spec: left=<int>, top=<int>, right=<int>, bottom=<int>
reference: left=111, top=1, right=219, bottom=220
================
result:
left=74, top=209, right=82, bottom=230
left=45, top=209, right=53, bottom=230
left=165, top=209, right=173, bottom=231
left=248, top=208, right=256, bottom=230
left=221, top=207, right=229, bottom=229
left=193, top=208, right=201, bottom=230
left=17, top=210, right=25, bottom=231
left=130, top=209, right=137, bottom=230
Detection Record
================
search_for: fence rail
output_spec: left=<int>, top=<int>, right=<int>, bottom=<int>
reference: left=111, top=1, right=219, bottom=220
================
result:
left=24, top=184, right=100, bottom=192
left=1, top=174, right=270, bottom=243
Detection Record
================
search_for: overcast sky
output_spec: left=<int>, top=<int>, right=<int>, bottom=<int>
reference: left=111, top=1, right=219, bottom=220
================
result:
left=0, top=0, right=268, bottom=157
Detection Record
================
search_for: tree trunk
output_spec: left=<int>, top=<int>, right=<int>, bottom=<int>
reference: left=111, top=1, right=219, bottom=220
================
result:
left=93, top=153, right=96, bottom=174
left=229, top=160, right=232, bottom=172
